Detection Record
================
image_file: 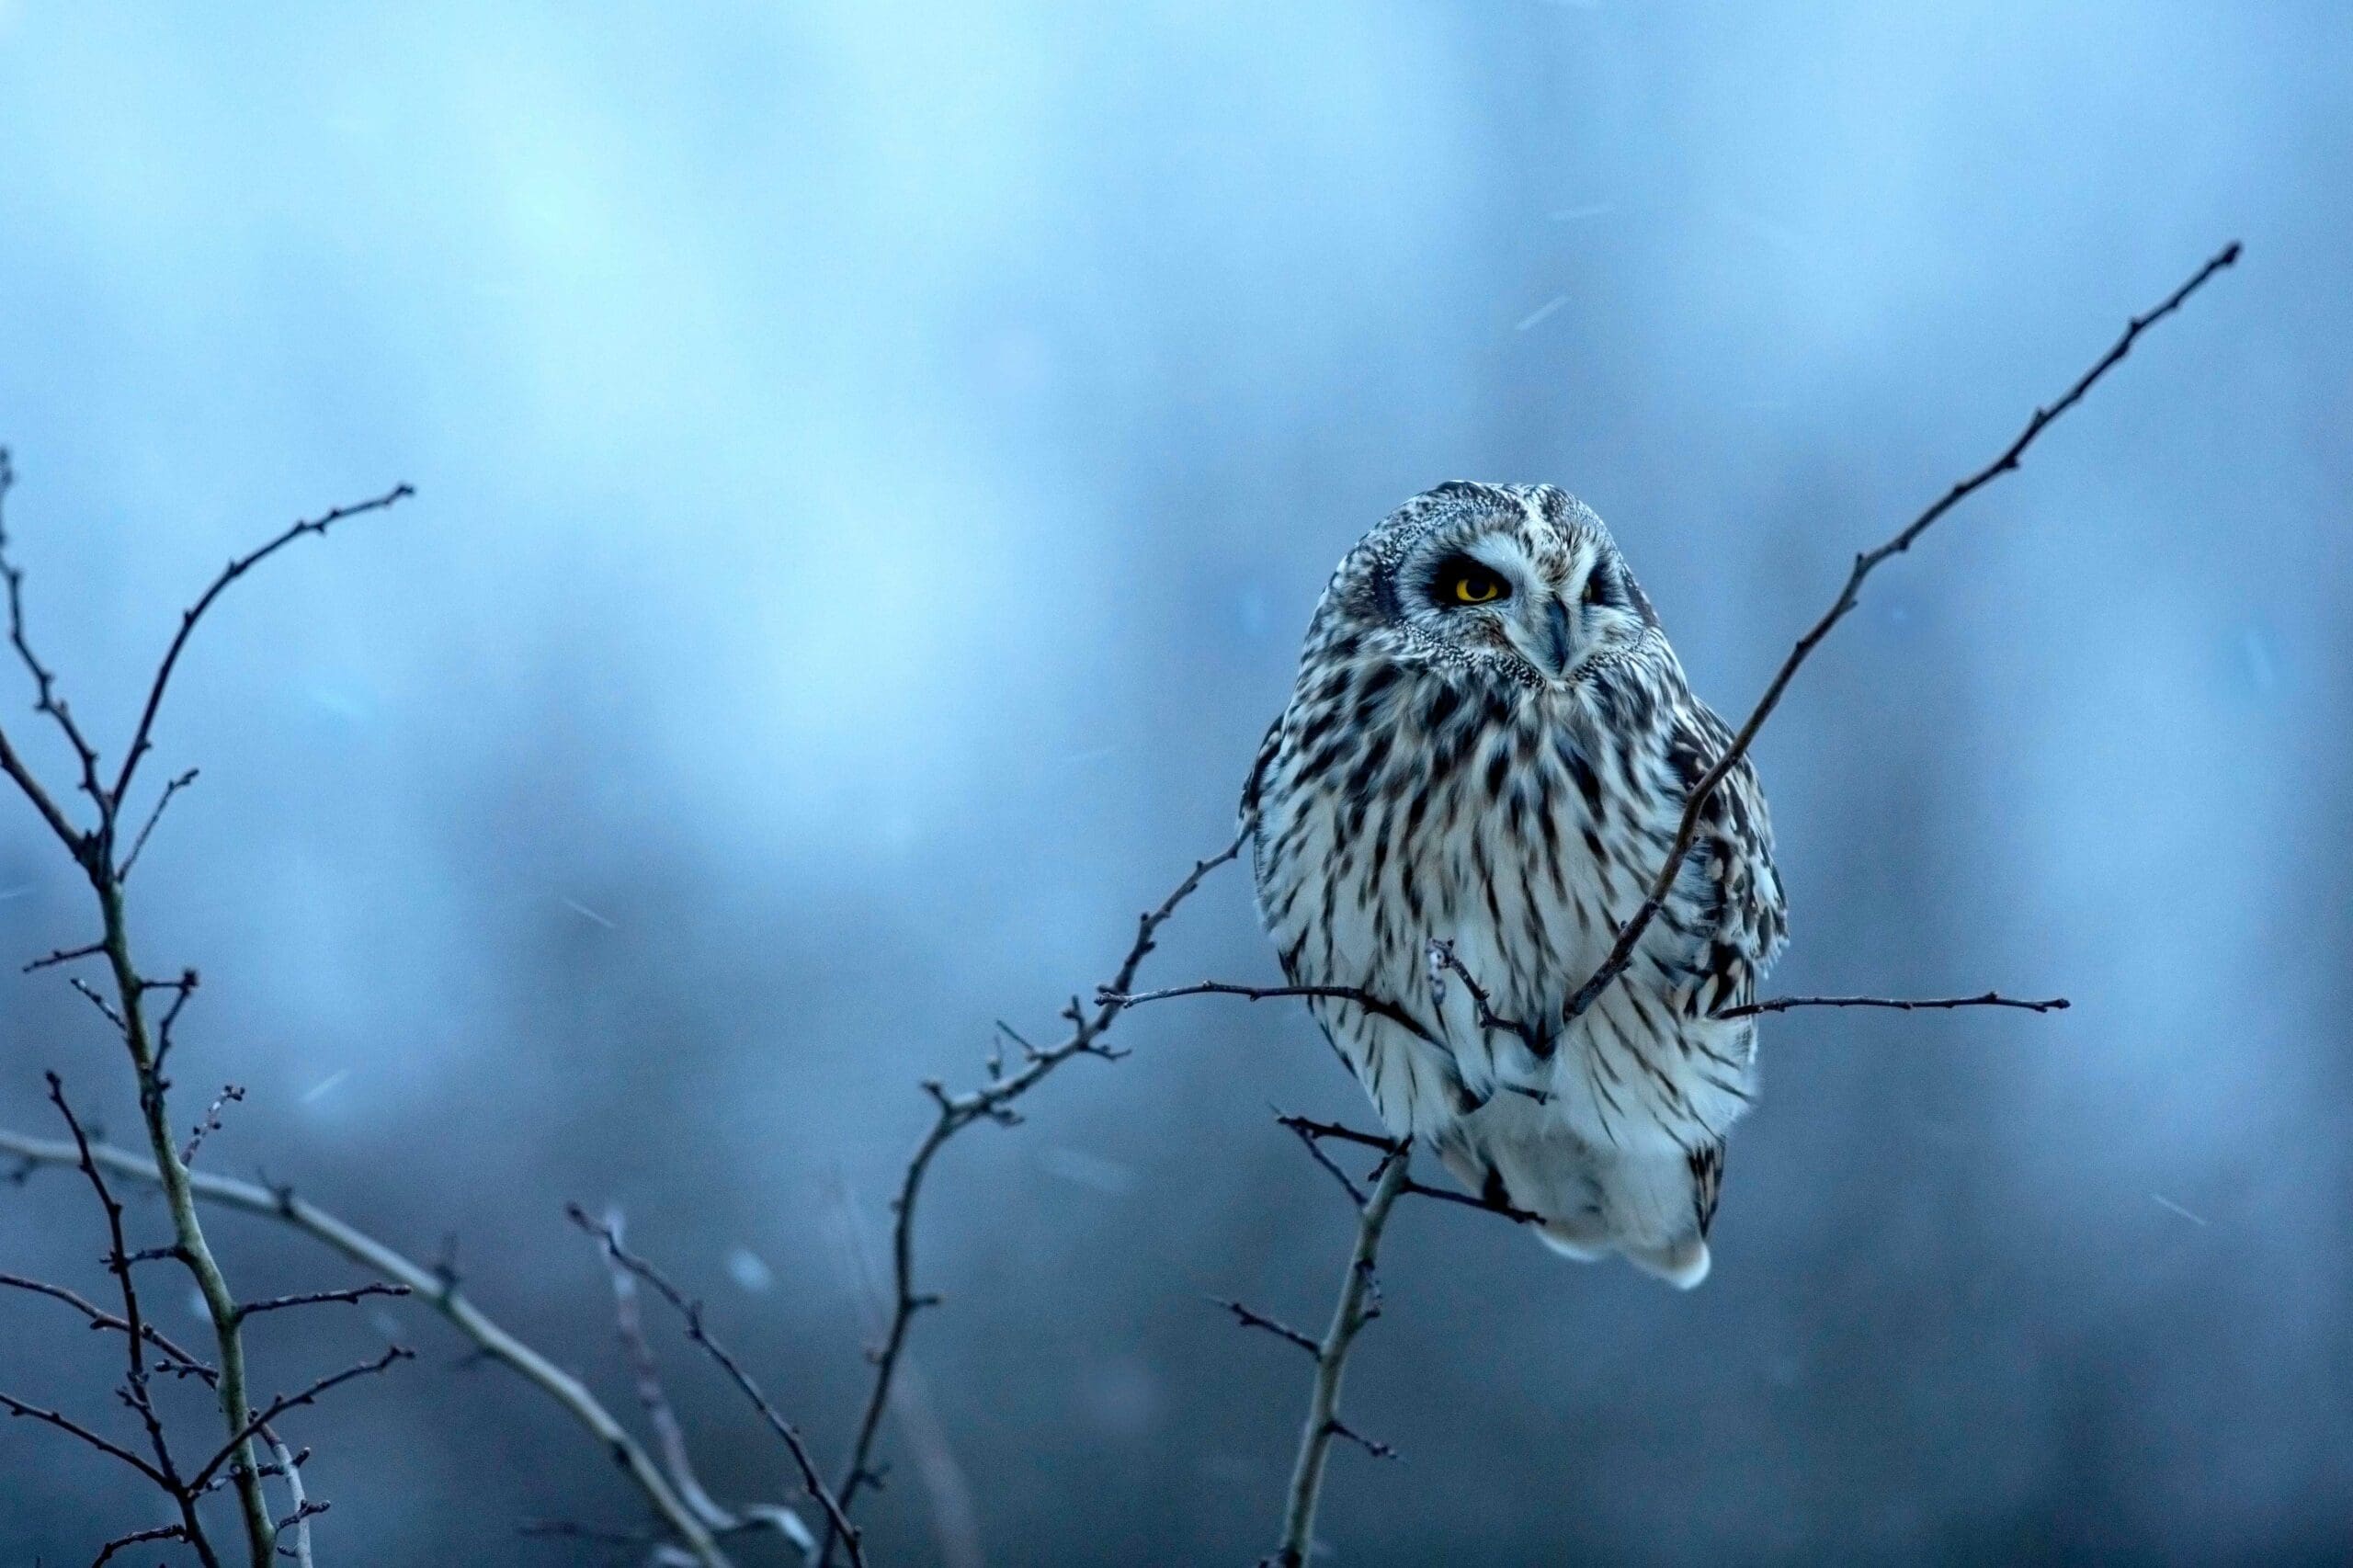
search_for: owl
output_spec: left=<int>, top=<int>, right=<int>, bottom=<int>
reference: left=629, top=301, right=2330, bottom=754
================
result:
left=1245, top=482, right=1786, bottom=1287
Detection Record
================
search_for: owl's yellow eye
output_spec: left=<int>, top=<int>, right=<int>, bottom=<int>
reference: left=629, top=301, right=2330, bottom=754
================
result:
left=1436, top=560, right=1510, bottom=607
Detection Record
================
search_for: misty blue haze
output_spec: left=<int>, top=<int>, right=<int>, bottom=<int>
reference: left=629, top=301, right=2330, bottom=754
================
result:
left=0, top=3, right=2345, bottom=1562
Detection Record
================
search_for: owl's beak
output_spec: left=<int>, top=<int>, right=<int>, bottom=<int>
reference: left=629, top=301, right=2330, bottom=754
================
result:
left=1510, top=595, right=1577, bottom=682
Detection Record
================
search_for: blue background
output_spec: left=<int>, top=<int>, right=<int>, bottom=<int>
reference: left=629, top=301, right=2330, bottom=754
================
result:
left=0, top=4, right=2343, bottom=1562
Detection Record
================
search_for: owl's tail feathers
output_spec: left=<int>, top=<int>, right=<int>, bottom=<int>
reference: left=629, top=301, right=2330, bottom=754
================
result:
left=1536, top=1217, right=1711, bottom=1287
left=1620, top=1234, right=1711, bottom=1290
left=1535, top=1214, right=1613, bottom=1263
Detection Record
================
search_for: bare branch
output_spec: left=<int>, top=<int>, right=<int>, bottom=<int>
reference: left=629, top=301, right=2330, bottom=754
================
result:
left=151, top=968, right=199, bottom=1075
left=189, top=1345, right=414, bottom=1494
left=111, top=481, right=413, bottom=807
left=0, top=449, right=108, bottom=823
left=1279, top=1115, right=1370, bottom=1207
left=66, top=975, right=127, bottom=1033
left=1714, top=991, right=2069, bottom=1021
left=1101, top=976, right=1439, bottom=1042
left=1212, top=1297, right=1320, bottom=1357
left=25, top=939, right=106, bottom=973
left=267, top=1437, right=324, bottom=1568
left=0, top=1129, right=734, bottom=1567
left=1562, top=243, right=2240, bottom=1029
left=1399, top=1177, right=1540, bottom=1226
left=0, top=1272, right=214, bottom=1382
left=180, top=1084, right=244, bottom=1166
left=1323, top=1416, right=1398, bottom=1461
left=0, top=1388, right=167, bottom=1486
left=90, top=1522, right=188, bottom=1567
left=1268, top=1148, right=1415, bottom=1568
left=1273, top=1114, right=1393, bottom=1153
left=233, top=1280, right=410, bottom=1323
left=44, top=1074, right=221, bottom=1563
left=119, top=767, right=199, bottom=881
left=1424, top=938, right=1545, bottom=1056
left=586, top=1206, right=799, bottom=1546
left=566, top=1204, right=861, bottom=1567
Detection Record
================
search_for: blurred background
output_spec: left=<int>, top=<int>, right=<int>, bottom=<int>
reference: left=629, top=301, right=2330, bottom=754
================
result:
left=0, top=2, right=2343, bottom=1562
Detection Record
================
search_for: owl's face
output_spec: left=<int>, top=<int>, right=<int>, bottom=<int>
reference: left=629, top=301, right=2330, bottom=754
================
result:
left=1335, top=482, right=1658, bottom=688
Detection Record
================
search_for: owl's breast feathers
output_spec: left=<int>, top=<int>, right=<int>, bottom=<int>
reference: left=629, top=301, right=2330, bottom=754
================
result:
left=1245, top=634, right=1785, bottom=1153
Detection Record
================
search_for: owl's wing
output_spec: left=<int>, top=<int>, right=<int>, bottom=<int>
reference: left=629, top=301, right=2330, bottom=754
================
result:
left=1665, top=701, right=1789, bottom=1017
left=1239, top=712, right=1283, bottom=846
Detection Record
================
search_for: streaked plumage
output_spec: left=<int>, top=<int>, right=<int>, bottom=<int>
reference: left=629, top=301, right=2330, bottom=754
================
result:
left=1245, top=482, right=1786, bottom=1287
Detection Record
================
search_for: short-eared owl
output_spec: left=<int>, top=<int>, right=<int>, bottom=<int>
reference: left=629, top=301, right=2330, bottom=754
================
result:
left=1245, top=482, right=1786, bottom=1287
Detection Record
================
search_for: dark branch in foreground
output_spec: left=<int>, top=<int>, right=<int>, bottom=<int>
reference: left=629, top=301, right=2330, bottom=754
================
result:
left=1715, top=992, right=2070, bottom=1021
left=0, top=460, right=415, bottom=1568
left=0, top=1128, right=733, bottom=1566
left=1560, top=242, right=2240, bottom=1030
left=566, top=1205, right=863, bottom=1568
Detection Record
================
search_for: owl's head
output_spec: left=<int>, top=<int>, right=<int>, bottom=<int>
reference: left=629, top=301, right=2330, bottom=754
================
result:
left=1327, top=481, right=1659, bottom=687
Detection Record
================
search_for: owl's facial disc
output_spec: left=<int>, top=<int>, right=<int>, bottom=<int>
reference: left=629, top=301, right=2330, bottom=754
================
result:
left=1375, top=490, right=1654, bottom=687
left=1412, top=537, right=1588, bottom=683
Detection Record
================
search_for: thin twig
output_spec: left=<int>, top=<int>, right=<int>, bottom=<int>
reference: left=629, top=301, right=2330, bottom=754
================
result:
left=24, top=939, right=106, bottom=973
left=0, top=1272, right=213, bottom=1381
left=1324, top=1417, right=1398, bottom=1461
left=0, top=449, right=107, bottom=821
left=110, top=483, right=413, bottom=807
left=188, top=1346, right=413, bottom=1494
left=1398, top=1178, right=1540, bottom=1226
left=1424, top=938, right=1545, bottom=1056
left=233, top=1280, right=411, bottom=1322
left=1212, top=1297, right=1320, bottom=1357
left=1279, top=1115, right=1370, bottom=1207
left=1273, top=1114, right=1394, bottom=1153
left=586, top=1207, right=811, bottom=1553
left=1714, top=991, right=2069, bottom=1020
left=1561, top=243, right=2241, bottom=1029
left=119, top=767, right=199, bottom=881
left=567, top=1204, right=861, bottom=1567
left=180, top=1084, right=244, bottom=1166
left=1100, top=978, right=1438, bottom=1045
left=90, top=1522, right=188, bottom=1567
left=0, top=1389, right=167, bottom=1485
